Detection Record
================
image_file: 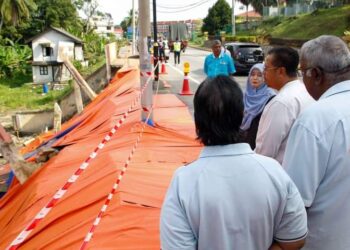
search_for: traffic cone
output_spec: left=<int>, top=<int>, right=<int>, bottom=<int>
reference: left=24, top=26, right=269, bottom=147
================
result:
left=179, top=72, right=193, bottom=95
left=160, top=61, right=168, bottom=74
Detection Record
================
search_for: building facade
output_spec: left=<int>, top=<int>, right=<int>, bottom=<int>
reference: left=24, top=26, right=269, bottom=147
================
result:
left=27, top=27, right=84, bottom=84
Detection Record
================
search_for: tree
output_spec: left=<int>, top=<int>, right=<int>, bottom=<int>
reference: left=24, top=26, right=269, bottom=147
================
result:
left=80, top=0, right=99, bottom=33
left=11, top=0, right=83, bottom=41
left=201, top=0, right=232, bottom=35
left=120, top=9, right=138, bottom=33
left=0, top=0, right=37, bottom=32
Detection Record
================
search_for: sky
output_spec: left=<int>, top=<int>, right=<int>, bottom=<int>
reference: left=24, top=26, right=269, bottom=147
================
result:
left=98, top=0, right=253, bottom=25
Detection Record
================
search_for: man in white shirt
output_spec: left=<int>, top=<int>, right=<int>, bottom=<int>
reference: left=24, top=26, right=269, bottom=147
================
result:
left=160, top=76, right=307, bottom=250
left=255, top=47, right=314, bottom=164
left=283, top=35, right=350, bottom=250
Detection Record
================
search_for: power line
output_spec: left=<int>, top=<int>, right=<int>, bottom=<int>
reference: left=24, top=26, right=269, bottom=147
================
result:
left=156, top=0, right=213, bottom=9
left=155, top=0, right=215, bottom=13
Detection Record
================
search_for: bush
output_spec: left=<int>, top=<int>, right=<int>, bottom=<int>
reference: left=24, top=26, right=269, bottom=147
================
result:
left=0, top=43, right=32, bottom=78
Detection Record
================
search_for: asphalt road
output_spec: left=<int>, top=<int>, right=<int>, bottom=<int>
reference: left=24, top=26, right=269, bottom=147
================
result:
left=156, top=47, right=248, bottom=116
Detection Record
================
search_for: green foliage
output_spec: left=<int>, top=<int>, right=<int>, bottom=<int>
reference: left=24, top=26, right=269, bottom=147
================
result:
left=202, top=0, right=232, bottom=35
left=268, top=5, right=350, bottom=39
left=120, top=9, right=138, bottom=32
left=0, top=0, right=83, bottom=42
left=0, top=43, right=31, bottom=78
left=82, top=32, right=107, bottom=64
left=73, top=60, right=83, bottom=71
left=0, top=0, right=37, bottom=27
left=192, top=36, right=205, bottom=46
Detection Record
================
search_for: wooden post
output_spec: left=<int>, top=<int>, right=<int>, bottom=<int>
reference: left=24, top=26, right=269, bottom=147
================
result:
left=105, top=44, right=111, bottom=82
left=63, top=59, right=97, bottom=100
left=53, top=102, right=62, bottom=133
left=73, top=80, right=84, bottom=114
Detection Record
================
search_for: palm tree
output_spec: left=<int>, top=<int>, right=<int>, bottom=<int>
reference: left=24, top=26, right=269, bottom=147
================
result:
left=0, top=0, right=36, bottom=31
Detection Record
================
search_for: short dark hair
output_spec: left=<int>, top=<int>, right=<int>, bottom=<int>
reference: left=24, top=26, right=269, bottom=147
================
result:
left=194, top=76, right=243, bottom=146
left=268, top=47, right=299, bottom=77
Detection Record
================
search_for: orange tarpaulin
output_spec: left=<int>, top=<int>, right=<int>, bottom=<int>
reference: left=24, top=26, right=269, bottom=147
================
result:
left=0, top=67, right=202, bottom=249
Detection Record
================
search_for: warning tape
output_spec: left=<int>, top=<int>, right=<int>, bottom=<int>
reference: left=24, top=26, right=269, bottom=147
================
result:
left=6, top=66, right=157, bottom=250
left=79, top=72, right=162, bottom=250
left=79, top=113, right=151, bottom=250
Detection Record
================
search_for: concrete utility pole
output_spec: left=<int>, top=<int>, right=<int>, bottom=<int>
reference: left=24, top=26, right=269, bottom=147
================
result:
left=153, top=0, right=159, bottom=85
left=232, top=0, right=236, bottom=36
left=138, top=0, right=153, bottom=124
left=132, top=0, right=136, bottom=55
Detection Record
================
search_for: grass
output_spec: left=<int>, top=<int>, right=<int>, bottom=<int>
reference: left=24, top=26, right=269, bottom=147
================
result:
left=265, top=5, right=350, bottom=39
left=0, top=74, right=73, bottom=113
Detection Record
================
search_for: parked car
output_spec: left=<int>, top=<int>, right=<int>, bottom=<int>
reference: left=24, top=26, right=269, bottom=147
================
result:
left=224, top=42, right=264, bottom=74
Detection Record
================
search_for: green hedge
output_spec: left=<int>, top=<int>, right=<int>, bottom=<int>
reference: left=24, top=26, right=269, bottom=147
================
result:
left=225, top=35, right=257, bottom=43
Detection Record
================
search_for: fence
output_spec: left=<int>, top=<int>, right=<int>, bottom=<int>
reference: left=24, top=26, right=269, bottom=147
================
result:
left=263, top=1, right=344, bottom=18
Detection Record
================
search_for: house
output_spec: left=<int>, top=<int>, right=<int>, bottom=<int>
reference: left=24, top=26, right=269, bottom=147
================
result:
left=91, top=14, right=114, bottom=37
left=27, top=27, right=84, bottom=84
left=114, top=25, right=124, bottom=40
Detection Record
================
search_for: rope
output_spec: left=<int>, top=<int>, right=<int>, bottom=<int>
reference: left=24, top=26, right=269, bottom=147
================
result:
left=6, top=63, right=158, bottom=250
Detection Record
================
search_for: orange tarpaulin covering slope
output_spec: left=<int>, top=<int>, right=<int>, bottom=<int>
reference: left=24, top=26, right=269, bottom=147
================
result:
left=0, top=67, right=202, bottom=249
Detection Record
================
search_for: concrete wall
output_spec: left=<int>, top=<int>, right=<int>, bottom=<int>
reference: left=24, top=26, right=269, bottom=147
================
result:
left=13, top=110, right=54, bottom=135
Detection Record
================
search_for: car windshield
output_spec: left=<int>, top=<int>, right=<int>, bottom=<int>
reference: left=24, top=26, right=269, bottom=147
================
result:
left=237, top=46, right=262, bottom=54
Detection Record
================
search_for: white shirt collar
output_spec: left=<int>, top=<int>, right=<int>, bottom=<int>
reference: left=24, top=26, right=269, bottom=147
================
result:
left=320, top=80, right=350, bottom=100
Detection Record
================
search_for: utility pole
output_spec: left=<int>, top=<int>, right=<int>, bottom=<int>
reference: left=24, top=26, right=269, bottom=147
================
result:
left=138, top=0, right=153, bottom=124
left=232, top=0, right=236, bottom=36
left=132, top=0, right=136, bottom=55
left=153, top=0, right=159, bottom=86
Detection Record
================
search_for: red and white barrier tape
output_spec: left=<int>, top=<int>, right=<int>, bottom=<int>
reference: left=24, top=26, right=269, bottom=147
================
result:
left=79, top=113, right=151, bottom=250
left=79, top=71, right=161, bottom=250
left=6, top=70, right=155, bottom=250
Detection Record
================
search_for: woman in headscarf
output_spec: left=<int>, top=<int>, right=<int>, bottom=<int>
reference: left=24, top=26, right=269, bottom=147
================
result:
left=240, top=63, right=276, bottom=149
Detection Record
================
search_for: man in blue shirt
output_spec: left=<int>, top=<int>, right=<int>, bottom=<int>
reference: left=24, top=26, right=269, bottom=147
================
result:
left=204, top=40, right=236, bottom=78
left=160, top=76, right=307, bottom=250
left=283, top=35, right=350, bottom=250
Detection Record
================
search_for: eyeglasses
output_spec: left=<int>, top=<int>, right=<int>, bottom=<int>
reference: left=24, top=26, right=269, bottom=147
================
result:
left=299, top=67, right=314, bottom=77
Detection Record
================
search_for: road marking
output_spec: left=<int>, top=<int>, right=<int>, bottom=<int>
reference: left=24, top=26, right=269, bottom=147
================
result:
left=166, top=63, right=201, bottom=85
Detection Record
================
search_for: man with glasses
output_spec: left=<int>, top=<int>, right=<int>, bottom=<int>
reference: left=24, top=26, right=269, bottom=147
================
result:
left=255, top=47, right=314, bottom=164
left=283, top=35, right=350, bottom=250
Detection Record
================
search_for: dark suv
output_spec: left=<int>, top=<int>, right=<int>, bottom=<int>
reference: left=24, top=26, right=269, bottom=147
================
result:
left=224, top=42, right=264, bottom=74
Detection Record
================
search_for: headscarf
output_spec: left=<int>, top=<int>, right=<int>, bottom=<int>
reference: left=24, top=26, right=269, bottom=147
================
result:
left=240, top=63, right=276, bottom=131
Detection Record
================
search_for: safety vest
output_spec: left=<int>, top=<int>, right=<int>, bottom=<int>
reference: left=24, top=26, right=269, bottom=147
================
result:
left=174, top=42, right=181, bottom=52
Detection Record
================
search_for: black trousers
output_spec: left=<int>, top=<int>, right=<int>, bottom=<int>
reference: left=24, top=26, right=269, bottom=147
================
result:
left=174, top=51, right=180, bottom=64
left=159, top=49, right=166, bottom=62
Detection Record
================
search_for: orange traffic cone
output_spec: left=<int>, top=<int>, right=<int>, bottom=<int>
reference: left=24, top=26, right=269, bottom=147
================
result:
left=179, top=72, right=193, bottom=95
left=160, top=61, right=168, bottom=74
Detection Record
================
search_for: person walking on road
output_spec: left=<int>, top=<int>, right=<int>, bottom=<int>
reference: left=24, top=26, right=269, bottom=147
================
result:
left=283, top=35, right=350, bottom=250
left=173, top=38, right=181, bottom=65
left=240, top=63, right=276, bottom=149
left=158, top=37, right=167, bottom=63
left=255, top=47, right=314, bottom=164
left=160, top=75, right=307, bottom=250
left=204, top=40, right=235, bottom=78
